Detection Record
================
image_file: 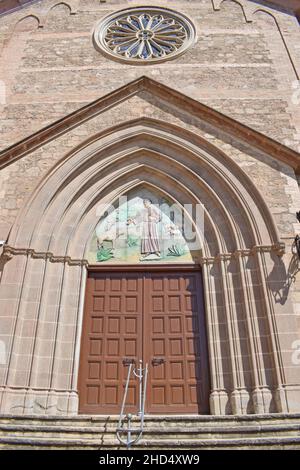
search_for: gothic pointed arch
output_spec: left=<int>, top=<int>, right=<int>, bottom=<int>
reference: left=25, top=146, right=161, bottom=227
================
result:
left=0, top=119, right=290, bottom=416
left=8, top=119, right=280, bottom=253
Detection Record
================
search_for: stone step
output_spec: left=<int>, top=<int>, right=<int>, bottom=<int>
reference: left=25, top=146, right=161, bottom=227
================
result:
left=1, top=413, right=300, bottom=427
left=1, top=435, right=300, bottom=450
left=1, top=414, right=300, bottom=449
left=0, top=423, right=299, bottom=440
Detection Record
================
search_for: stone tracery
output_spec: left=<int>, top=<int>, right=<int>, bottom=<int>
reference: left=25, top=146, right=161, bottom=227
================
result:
left=93, top=7, right=196, bottom=64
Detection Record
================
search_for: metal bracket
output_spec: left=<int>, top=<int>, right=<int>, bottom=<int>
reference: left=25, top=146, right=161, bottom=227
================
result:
left=152, top=358, right=165, bottom=366
left=294, top=235, right=300, bottom=259
left=122, top=358, right=135, bottom=366
left=294, top=212, right=300, bottom=260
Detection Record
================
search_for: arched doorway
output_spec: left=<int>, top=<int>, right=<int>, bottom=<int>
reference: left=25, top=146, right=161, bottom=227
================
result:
left=78, top=188, right=210, bottom=414
left=0, top=119, right=289, bottom=416
left=78, top=266, right=210, bottom=414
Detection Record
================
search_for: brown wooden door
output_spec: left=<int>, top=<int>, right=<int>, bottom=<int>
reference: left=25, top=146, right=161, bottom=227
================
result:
left=78, top=267, right=209, bottom=414
left=78, top=272, right=143, bottom=414
left=144, top=271, right=209, bottom=414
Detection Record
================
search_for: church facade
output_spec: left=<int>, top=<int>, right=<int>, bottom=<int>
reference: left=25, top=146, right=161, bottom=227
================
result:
left=0, top=0, right=300, bottom=422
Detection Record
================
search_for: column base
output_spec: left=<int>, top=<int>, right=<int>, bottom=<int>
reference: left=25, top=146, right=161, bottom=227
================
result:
left=209, top=389, right=230, bottom=415
left=252, top=387, right=273, bottom=414
left=230, top=389, right=250, bottom=415
left=0, top=387, right=79, bottom=416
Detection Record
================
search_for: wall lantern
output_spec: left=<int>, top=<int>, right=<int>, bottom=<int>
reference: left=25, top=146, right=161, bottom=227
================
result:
left=294, top=212, right=300, bottom=259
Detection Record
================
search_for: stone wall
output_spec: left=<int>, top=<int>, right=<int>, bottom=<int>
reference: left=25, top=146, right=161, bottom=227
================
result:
left=0, top=0, right=300, bottom=416
left=0, top=0, right=300, bottom=150
left=1, top=109, right=300, bottom=415
left=0, top=0, right=299, bottom=238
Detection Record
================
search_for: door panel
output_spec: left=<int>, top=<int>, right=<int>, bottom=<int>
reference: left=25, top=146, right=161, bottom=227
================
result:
left=78, top=272, right=143, bottom=414
left=78, top=268, right=209, bottom=414
left=144, top=271, right=209, bottom=413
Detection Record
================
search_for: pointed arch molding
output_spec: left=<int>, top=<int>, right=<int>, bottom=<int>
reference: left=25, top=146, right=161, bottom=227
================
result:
left=0, top=120, right=292, bottom=417
left=7, top=119, right=281, bottom=254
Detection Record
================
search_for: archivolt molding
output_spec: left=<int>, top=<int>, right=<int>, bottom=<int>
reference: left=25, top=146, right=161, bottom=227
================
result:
left=0, top=120, right=292, bottom=416
left=7, top=121, right=281, bottom=259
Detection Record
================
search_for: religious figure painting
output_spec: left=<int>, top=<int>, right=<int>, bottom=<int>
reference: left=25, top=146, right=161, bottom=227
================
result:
left=127, top=198, right=161, bottom=260
left=86, top=188, right=200, bottom=264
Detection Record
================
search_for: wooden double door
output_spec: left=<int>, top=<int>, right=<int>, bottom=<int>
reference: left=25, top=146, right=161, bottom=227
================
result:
left=78, top=267, right=210, bottom=414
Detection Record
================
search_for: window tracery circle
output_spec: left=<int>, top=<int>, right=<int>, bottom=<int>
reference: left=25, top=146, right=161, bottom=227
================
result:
left=93, top=7, right=196, bottom=64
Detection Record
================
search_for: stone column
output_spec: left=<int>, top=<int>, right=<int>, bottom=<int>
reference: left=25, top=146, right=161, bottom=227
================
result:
left=202, top=258, right=229, bottom=414
left=2, top=254, right=47, bottom=414
left=237, top=251, right=271, bottom=413
left=202, top=256, right=234, bottom=414
left=26, top=259, right=66, bottom=414
left=0, top=251, right=28, bottom=412
left=255, top=247, right=288, bottom=413
left=48, top=262, right=85, bottom=415
left=219, top=254, right=251, bottom=415
left=0, top=248, right=87, bottom=416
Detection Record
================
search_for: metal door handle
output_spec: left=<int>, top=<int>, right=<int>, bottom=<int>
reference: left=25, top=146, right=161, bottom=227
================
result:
left=123, top=358, right=135, bottom=366
left=152, top=358, right=165, bottom=366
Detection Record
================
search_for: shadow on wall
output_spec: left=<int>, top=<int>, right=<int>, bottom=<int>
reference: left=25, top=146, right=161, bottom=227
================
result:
left=268, top=252, right=300, bottom=305
left=0, top=252, right=7, bottom=284
left=249, top=0, right=300, bottom=23
left=0, top=1, right=39, bottom=17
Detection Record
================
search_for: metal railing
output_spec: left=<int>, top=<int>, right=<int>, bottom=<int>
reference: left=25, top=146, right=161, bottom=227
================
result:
left=116, top=359, right=148, bottom=449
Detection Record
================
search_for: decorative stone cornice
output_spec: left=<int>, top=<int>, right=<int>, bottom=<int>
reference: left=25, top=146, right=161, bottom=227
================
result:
left=1, top=242, right=285, bottom=267
left=215, top=253, right=235, bottom=262
left=251, top=242, right=286, bottom=256
left=200, top=243, right=286, bottom=265
left=1, top=245, right=89, bottom=266
left=1, top=77, right=300, bottom=172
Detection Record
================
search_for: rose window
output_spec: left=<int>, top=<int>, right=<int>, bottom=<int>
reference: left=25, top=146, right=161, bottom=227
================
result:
left=93, top=7, right=196, bottom=64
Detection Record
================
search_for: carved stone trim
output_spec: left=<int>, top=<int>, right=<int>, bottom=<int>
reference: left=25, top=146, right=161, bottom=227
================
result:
left=1, top=78, right=300, bottom=172
left=1, top=245, right=89, bottom=267
left=200, top=243, right=286, bottom=265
